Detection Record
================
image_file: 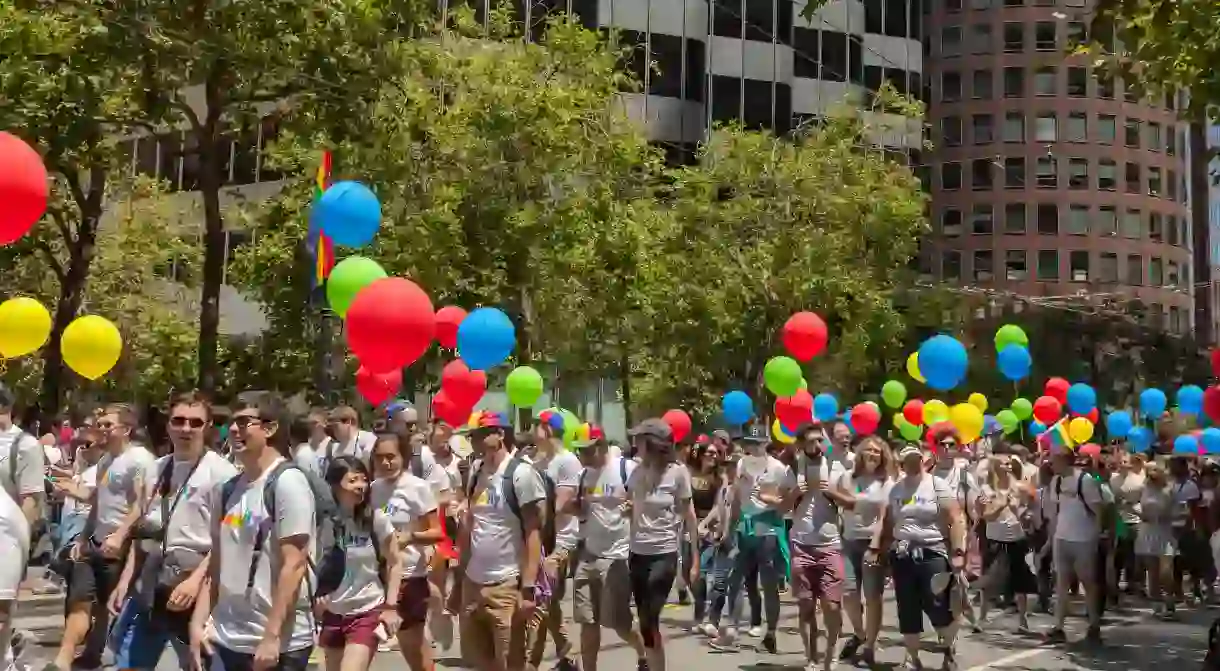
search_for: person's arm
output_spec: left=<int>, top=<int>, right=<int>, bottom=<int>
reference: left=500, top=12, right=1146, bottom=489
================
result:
left=15, top=435, right=45, bottom=524
left=104, top=457, right=156, bottom=555
left=376, top=512, right=403, bottom=628
left=259, top=474, right=314, bottom=654
left=825, top=469, right=857, bottom=509
left=682, top=497, right=700, bottom=579
left=866, top=494, right=892, bottom=562
left=776, top=468, right=801, bottom=513
left=552, top=455, right=580, bottom=523
left=405, top=510, right=444, bottom=549
left=518, top=500, right=544, bottom=591
left=935, top=479, right=967, bottom=565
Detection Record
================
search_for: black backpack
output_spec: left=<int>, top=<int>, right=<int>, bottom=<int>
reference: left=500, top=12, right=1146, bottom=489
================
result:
left=467, top=454, right=556, bottom=555
left=1054, top=472, right=1095, bottom=518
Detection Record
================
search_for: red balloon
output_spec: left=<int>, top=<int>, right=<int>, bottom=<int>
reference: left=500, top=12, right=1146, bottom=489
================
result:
left=1084, top=407, right=1099, bottom=424
left=1204, top=386, right=1220, bottom=422
left=0, top=132, right=48, bottom=246
left=441, top=359, right=486, bottom=407
left=435, top=306, right=467, bottom=350
left=355, top=365, right=401, bottom=406
left=431, top=390, right=471, bottom=427
left=1033, top=395, right=1062, bottom=424
left=1044, top=377, right=1070, bottom=404
left=781, top=312, right=829, bottom=362
left=775, top=389, right=814, bottom=428
left=902, top=399, right=924, bottom=426
left=850, top=404, right=881, bottom=436
left=1212, top=350, right=1220, bottom=378
left=346, top=277, right=435, bottom=372
left=662, top=409, right=693, bottom=443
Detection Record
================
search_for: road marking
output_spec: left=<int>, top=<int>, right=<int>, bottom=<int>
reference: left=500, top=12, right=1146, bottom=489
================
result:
left=962, top=646, right=1051, bottom=671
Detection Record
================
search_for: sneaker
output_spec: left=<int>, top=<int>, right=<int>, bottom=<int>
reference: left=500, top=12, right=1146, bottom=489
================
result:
left=1017, top=616, right=1032, bottom=634
left=636, top=660, right=650, bottom=671
left=761, top=632, right=778, bottom=654
left=746, top=626, right=764, bottom=638
left=902, top=654, right=923, bottom=671
left=677, top=589, right=691, bottom=606
left=555, top=658, right=580, bottom=671
left=838, top=634, right=863, bottom=661
left=941, top=645, right=958, bottom=671
left=1044, top=628, right=1067, bottom=644
left=1086, top=625, right=1102, bottom=645
left=709, top=627, right=738, bottom=651
left=859, top=647, right=876, bottom=668
left=698, top=622, right=719, bottom=638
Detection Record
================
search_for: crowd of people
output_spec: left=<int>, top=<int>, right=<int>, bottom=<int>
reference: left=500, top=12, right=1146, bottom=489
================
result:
left=1, top=383, right=1219, bottom=671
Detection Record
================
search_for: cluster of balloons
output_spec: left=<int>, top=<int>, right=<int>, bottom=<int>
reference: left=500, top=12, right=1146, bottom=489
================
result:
left=905, top=334, right=968, bottom=392
left=0, top=298, right=122, bottom=380
left=994, top=324, right=1032, bottom=381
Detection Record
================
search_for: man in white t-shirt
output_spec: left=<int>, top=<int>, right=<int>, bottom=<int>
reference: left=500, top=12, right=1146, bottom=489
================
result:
left=458, top=411, right=547, bottom=671
left=206, top=392, right=316, bottom=671
left=319, top=405, right=376, bottom=472
left=1044, top=449, right=1106, bottom=645
left=0, top=385, right=44, bottom=526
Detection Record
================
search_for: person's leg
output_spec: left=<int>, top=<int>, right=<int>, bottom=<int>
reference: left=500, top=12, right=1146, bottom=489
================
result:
left=716, top=544, right=751, bottom=642
left=756, top=535, right=782, bottom=644
left=789, top=543, right=818, bottom=667
left=603, top=558, right=646, bottom=664
left=861, top=562, right=885, bottom=657
left=338, top=641, right=374, bottom=671
left=640, top=553, right=677, bottom=671
left=923, top=553, right=960, bottom=669
left=546, top=551, right=574, bottom=666
left=395, top=578, right=436, bottom=671
left=838, top=540, right=865, bottom=658
left=212, top=645, right=255, bottom=671
left=572, top=556, right=602, bottom=671
left=816, top=547, right=845, bottom=671
left=1074, top=543, right=1102, bottom=640
left=889, top=553, right=924, bottom=668
left=397, top=626, right=432, bottom=671
left=1008, top=540, right=1035, bottom=632
left=1050, top=540, right=1073, bottom=636
left=52, top=559, right=99, bottom=670
left=489, top=580, right=522, bottom=671
left=112, top=604, right=172, bottom=671
left=458, top=578, right=498, bottom=671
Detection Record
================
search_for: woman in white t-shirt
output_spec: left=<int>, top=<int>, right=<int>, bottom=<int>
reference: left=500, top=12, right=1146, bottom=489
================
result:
left=837, top=436, right=893, bottom=665
left=1136, top=460, right=1177, bottom=617
left=317, top=456, right=402, bottom=671
left=1109, top=451, right=1146, bottom=603
left=977, top=453, right=1036, bottom=631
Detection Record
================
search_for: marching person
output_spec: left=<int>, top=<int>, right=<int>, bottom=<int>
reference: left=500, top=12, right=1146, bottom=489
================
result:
left=837, top=435, right=894, bottom=666
left=527, top=418, right=581, bottom=671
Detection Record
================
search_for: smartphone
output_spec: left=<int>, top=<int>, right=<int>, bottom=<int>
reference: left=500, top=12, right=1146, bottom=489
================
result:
left=373, top=622, right=389, bottom=643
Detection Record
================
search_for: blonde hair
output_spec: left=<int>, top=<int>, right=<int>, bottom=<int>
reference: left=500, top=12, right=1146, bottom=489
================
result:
left=853, top=435, right=895, bottom=479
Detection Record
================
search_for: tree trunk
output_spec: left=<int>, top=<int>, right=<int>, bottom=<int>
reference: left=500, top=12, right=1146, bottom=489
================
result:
left=195, top=75, right=226, bottom=394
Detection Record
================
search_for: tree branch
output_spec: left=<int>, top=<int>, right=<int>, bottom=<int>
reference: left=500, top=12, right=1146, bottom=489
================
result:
left=48, top=209, right=73, bottom=246
left=33, top=239, right=66, bottom=284
left=167, top=97, right=204, bottom=134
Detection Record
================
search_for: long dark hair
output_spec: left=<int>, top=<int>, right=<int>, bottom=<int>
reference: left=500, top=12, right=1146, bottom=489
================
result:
left=325, top=455, right=374, bottom=532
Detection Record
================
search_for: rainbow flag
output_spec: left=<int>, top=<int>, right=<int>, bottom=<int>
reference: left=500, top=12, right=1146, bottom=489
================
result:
left=1037, top=418, right=1072, bottom=453
left=307, top=151, right=336, bottom=288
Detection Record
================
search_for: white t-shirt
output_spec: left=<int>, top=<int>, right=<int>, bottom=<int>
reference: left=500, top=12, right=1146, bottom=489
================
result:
left=579, top=457, right=635, bottom=560
left=735, top=454, right=791, bottom=533
left=535, top=448, right=583, bottom=552
left=888, top=474, right=955, bottom=550
left=370, top=472, right=438, bottom=578
left=1047, top=470, right=1105, bottom=543
left=143, top=450, right=239, bottom=555
left=62, top=462, right=98, bottom=517
left=409, top=445, right=453, bottom=499
left=786, top=456, right=847, bottom=547
left=316, top=430, right=376, bottom=472
left=466, top=454, right=547, bottom=585
left=291, top=444, right=319, bottom=477
left=0, top=489, right=30, bottom=598
left=431, top=451, right=464, bottom=517
left=93, top=444, right=157, bottom=542
left=212, top=459, right=317, bottom=654
left=932, top=459, right=979, bottom=515
left=979, top=483, right=1024, bottom=542
left=841, top=472, right=893, bottom=542
left=325, top=511, right=396, bottom=615
left=1170, top=479, right=1201, bottom=529
left=1110, top=470, right=1145, bottom=525
left=0, top=426, right=43, bottom=502
left=628, top=462, right=692, bottom=555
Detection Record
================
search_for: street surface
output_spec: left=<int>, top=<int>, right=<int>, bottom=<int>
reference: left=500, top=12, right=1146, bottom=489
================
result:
left=14, top=588, right=1213, bottom=671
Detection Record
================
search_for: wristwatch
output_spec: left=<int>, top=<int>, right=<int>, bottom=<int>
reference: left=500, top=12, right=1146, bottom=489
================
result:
left=520, top=584, right=536, bottom=598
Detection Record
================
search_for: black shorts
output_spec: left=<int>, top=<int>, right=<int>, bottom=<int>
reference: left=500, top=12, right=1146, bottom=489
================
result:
left=214, top=645, right=311, bottom=671
left=890, top=550, right=953, bottom=635
left=67, top=551, right=125, bottom=608
left=982, top=538, right=1037, bottom=595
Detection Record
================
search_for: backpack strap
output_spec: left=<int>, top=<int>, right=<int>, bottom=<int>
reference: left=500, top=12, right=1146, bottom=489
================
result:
left=619, top=457, right=629, bottom=493
left=410, top=448, right=425, bottom=480
left=1076, top=473, right=1095, bottom=518
left=576, top=468, right=587, bottom=510
left=503, top=455, right=525, bottom=520
left=247, top=461, right=297, bottom=593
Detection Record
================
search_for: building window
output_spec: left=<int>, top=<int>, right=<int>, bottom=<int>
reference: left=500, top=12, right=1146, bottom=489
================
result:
left=1066, top=113, right=1087, bottom=142
left=1035, top=21, right=1057, bottom=50
left=1121, top=208, right=1141, bottom=239
left=972, top=158, right=994, bottom=190
left=971, top=69, right=992, bottom=99
left=1124, top=161, right=1140, bottom=193
left=943, top=250, right=962, bottom=281
left=1149, top=166, right=1162, bottom=196
left=1099, top=159, right=1117, bottom=190
left=942, top=162, right=962, bottom=190
left=1067, top=204, right=1090, bottom=234
left=1123, top=79, right=1139, bottom=103
left=1003, top=67, right=1024, bottom=97
left=1097, top=206, right=1117, bottom=236
left=1004, top=157, right=1026, bottom=188
left=1034, top=66, right=1057, bottom=96
left=947, top=0, right=962, bottom=10
left=1150, top=257, right=1163, bottom=286
left=943, top=116, right=962, bottom=146
left=1125, top=254, right=1142, bottom=285
left=1038, top=250, right=1059, bottom=281
left=1068, top=158, right=1088, bottom=189
left=1005, top=250, right=1027, bottom=280
left=1037, top=203, right=1058, bottom=234
left=1066, top=21, right=1087, bottom=46
left=942, top=26, right=962, bottom=56
left=971, top=204, right=994, bottom=234
left=1098, top=114, right=1116, bottom=143
left=1036, top=156, right=1057, bottom=188
left=1124, top=118, right=1141, bottom=147
left=1148, top=122, right=1162, bottom=151
left=943, top=71, right=962, bottom=101
left=1167, top=214, right=1179, bottom=245
left=1067, top=67, right=1088, bottom=97
left=1148, top=304, right=1163, bottom=328
left=1097, top=75, right=1114, bottom=99
left=1003, top=22, right=1024, bottom=52
left=942, top=208, right=963, bottom=236
left=973, top=250, right=994, bottom=281
left=1003, top=112, right=1025, bottom=142
left=1167, top=131, right=1177, bottom=155
left=1170, top=306, right=1183, bottom=334
left=972, top=114, right=994, bottom=143
left=970, top=23, right=993, bottom=54
left=1070, top=251, right=1089, bottom=282
left=1035, top=113, right=1056, bottom=142
left=1167, top=260, right=1179, bottom=286
left=1005, top=203, right=1026, bottom=233
left=1149, top=212, right=1163, bottom=242
left=1167, top=169, right=1178, bottom=201
left=1004, top=0, right=1022, bottom=5
left=970, top=0, right=991, bottom=9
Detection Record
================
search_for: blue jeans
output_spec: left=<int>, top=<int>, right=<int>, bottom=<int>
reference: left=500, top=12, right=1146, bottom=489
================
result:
left=720, top=535, right=781, bottom=632
left=112, top=595, right=196, bottom=670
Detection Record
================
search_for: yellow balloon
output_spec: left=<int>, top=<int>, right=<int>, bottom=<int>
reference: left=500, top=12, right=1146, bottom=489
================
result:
left=61, top=315, right=122, bottom=380
left=949, top=403, right=984, bottom=443
left=1068, top=417, right=1094, bottom=445
left=968, top=392, right=988, bottom=413
left=923, top=399, right=949, bottom=425
left=0, top=297, right=52, bottom=358
left=771, top=419, right=795, bottom=444
left=907, top=352, right=925, bottom=383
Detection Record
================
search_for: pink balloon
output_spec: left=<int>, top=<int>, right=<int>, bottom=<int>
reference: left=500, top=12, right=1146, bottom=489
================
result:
left=435, top=306, right=467, bottom=350
left=782, top=312, right=829, bottom=362
left=662, top=409, right=692, bottom=443
left=1078, top=443, right=1101, bottom=460
left=346, top=278, right=435, bottom=372
left=0, top=132, right=48, bottom=246
left=356, top=366, right=401, bottom=406
left=775, top=389, right=813, bottom=429
left=441, top=359, right=486, bottom=408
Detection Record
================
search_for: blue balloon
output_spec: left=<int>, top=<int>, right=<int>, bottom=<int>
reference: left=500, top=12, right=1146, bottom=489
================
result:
left=813, top=393, right=839, bottom=422
left=312, top=181, right=382, bottom=248
left=918, top=335, right=968, bottom=391
left=456, top=307, right=516, bottom=371
left=1128, top=426, right=1153, bottom=452
left=1177, top=385, right=1205, bottom=416
left=1065, top=383, right=1096, bottom=415
left=721, top=391, right=754, bottom=425
left=1173, top=434, right=1199, bottom=455
left=1029, top=420, right=1047, bottom=436
left=1105, top=411, right=1133, bottom=438
left=1139, top=388, right=1167, bottom=419
left=984, top=415, right=999, bottom=434
left=1202, top=428, right=1220, bottom=454
left=996, top=345, right=1031, bottom=382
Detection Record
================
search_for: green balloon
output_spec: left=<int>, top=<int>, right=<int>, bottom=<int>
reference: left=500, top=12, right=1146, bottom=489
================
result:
left=764, top=356, right=802, bottom=397
left=799, top=377, right=808, bottom=390
left=326, top=256, right=387, bottom=318
left=881, top=380, right=907, bottom=408
left=994, top=324, right=1029, bottom=352
left=899, top=419, right=922, bottom=441
left=996, top=409, right=1019, bottom=434
left=506, top=366, right=544, bottom=407
left=1011, top=397, right=1033, bottom=421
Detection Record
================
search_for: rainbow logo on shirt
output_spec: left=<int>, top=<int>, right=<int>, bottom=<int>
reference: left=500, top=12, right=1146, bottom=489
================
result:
left=221, top=505, right=255, bottom=530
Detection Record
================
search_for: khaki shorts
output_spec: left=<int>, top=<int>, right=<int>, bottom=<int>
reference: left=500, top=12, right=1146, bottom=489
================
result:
left=1054, top=539, right=1097, bottom=584
left=571, top=552, right=634, bottom=631
left=459, top=577, right=527, bottom=670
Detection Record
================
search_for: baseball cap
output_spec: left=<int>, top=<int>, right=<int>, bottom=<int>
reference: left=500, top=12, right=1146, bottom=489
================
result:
left=897, top=443, right=923, bottom=460
left=741, top=424, right=769, bottom=443
left=571, top=423, right=606, bottom=449
left=456, top=410, right=512, bottom=435
left=628, top=418, right=673, bottom=442
left=712, top=429, right=731, bottom=443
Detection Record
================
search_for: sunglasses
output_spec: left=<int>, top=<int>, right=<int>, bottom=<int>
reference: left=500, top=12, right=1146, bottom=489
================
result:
left=96, top=421, right=116, bottom=430
left=328, top=417, right=354, bottom=426
left=938, top=440, right=956, bottom=447
left=170, top=416, right=207, bottom=429
left=232, top=416, right=265, bottom=429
